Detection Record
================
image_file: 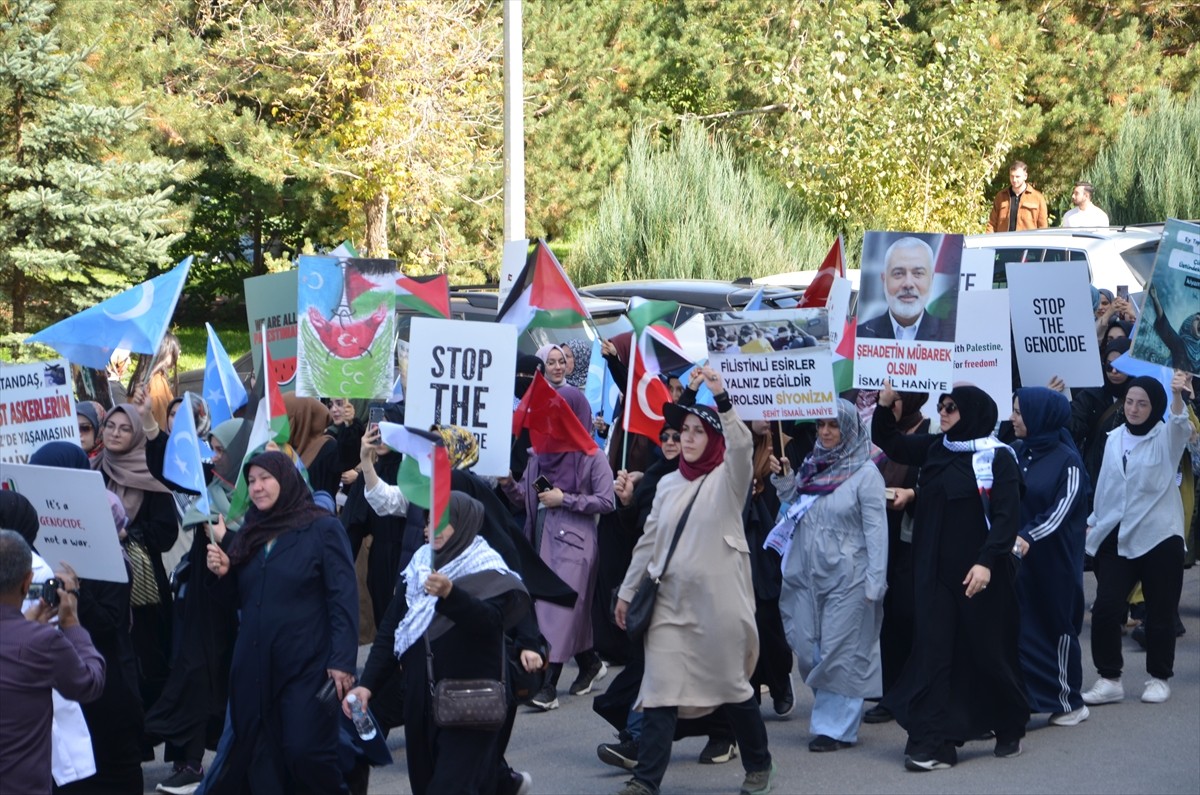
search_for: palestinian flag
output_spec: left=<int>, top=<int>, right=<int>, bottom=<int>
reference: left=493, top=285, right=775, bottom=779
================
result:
left=396, top=273, right=451, bottom=319
left=496, top=239, right=590, bottom=333
left=833, top=317, right=856, bottom=394
left=924, top=234, right=965, bottom=325
left=261, top=340, right=290, bottom=444
left=513, top=372, right=599, bottom=455
left=380, top=424, right=451, bottom=537
left=624, top=336, right=673, bottom=442
left=626, top=297, right=679, bottom=337
left=799, top=235, right=846, bottom=309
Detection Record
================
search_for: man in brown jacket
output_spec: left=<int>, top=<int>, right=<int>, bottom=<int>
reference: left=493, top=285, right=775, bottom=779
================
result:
left=986, top=160, right=1049, bottom=232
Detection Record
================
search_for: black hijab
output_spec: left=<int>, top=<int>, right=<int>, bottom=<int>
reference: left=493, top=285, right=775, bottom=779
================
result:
left=227, top=451, right=329, bottom=565
left=1124, top=376, right=1168, bottom=437
left=1102, top=337, right=1133, bottom=401
left=0, top=491, right=40, bottom=547
left=434, top=492, right=485, bottom=568
left=515, top=354, right=545, bottom=399
left=942, top=385, right=998, bottom=442
left=29, top=441, right=91, bottom=470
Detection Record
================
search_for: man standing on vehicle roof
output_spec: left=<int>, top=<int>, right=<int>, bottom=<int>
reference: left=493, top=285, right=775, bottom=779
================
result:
left=986, top=160, right=1049, bottom=233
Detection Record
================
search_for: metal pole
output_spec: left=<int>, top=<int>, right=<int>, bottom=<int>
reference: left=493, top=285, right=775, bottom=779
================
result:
left=503, top=0, right=525, bottom=243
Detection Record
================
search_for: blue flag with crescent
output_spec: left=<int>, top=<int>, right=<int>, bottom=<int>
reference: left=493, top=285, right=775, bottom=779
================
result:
left=204, top=323, right=248, bottom=427
left=164, top=392, right=211, bottom=517
left=25, top=257, right=193, bottom=369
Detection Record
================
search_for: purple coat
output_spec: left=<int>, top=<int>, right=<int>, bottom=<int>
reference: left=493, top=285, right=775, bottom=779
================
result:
left=505, top=451, right=615, bottom=663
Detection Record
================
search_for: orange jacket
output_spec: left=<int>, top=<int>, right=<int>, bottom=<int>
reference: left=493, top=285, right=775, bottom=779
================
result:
left=986, top=186, right=1049, bottom=232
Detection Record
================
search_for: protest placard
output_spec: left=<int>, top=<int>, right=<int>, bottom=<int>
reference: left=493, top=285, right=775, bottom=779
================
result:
left=1006, top=260, right=1102, bottom=388
left=245, top=269, right=299, bottom=392
left=704, top=308, right=836, bottom=420
left=499, top=239, right=529, bottom=304
left=853, top=231, right=961, bottom=392
left=1130, top=219, right=1200, bottom=377
left=403, top=318, right=518, bottom=477
left=953, top=290, right=1014, bottom=411
left=0, top=360, right=79, bottom=464
left=959, top=248, right=995, bottom=292
left=295, top=255, right=396, bottom=399
left=2, top=464, right=129, bottom=583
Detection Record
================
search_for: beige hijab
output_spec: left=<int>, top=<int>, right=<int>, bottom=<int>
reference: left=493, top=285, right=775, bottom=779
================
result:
left=92, top=404, right=172, bottom=522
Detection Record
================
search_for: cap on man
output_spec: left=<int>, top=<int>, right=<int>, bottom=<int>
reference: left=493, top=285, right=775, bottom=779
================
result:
left=986, top=160, right=1049, bottom=233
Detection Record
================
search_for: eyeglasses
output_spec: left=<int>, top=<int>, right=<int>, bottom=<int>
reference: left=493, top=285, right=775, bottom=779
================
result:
left=659, top=432, right=681, bottom=443
left=79, top=423, right=93, bottom=433
left=937, top=401, right=958, bottom=415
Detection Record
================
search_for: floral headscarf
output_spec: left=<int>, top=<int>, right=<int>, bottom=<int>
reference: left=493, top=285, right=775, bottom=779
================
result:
left=435, top=425, right=480, bottom=470
left=564, top=338, right=591, bottom=388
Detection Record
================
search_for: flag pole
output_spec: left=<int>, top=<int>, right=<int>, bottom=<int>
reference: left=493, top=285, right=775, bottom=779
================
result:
left=621, top=330, right=638, bottom=472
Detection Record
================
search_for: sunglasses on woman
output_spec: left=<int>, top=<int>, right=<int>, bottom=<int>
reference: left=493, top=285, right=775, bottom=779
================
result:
left=937, top=401, right=958, bottom=415
left=659, top=432, right=681, bottom=443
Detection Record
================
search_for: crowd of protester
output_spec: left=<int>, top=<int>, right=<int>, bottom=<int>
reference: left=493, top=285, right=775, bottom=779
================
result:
left=1, top=287, right=1198, bottom=795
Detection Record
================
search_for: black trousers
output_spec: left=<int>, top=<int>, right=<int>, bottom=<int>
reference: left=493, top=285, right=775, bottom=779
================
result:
left=750, top=597, right=793, bottom=700
left=633, top=696, right=771, bottom=793
left=1091, top=532, right=1184, bottom=680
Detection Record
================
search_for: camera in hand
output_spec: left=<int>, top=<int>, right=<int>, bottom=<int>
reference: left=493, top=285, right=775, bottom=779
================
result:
left=29, top=578, right=63, bottom=608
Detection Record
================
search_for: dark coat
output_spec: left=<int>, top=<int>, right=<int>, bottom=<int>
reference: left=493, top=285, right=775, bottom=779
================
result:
left=872, top=407, right=1030, bottom=752
left=205, top=515, right=358, bottom=795
left=856, top=311, right=949, bottom=343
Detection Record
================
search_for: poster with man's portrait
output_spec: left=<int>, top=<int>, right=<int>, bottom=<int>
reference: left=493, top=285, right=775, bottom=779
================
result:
left=853, top=232, right=963, bottom=392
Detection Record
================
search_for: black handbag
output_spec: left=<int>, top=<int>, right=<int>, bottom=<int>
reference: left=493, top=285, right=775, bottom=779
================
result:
left=625, top=477, right=705, bottom=642
left=427, top=636, right=508, bottom=730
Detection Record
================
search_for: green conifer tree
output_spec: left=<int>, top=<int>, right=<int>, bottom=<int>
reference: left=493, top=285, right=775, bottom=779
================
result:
left=0, top=0, right=182, bottom=339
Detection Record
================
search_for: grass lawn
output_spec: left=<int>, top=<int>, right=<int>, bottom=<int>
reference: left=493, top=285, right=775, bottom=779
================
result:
left=175, top=323, right=251, bottom=373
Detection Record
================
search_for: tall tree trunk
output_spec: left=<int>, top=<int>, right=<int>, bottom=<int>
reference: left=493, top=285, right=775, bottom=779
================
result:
left=10, top=270, right=27, bottom=333
left=363, top=190, right=389, bottom=258
left=251, top=207, right=266, bottom=275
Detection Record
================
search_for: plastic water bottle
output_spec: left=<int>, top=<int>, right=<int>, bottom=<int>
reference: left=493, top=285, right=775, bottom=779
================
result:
left=345, top=693, right=377, bottom=741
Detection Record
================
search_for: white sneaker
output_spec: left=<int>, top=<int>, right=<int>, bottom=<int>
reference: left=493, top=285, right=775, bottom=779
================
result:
left=1141, top=678, right=1170, bottom=703
left=1049, top=704, right=1090, bottom=726
left=1081, top=677, right=1124, bottom=705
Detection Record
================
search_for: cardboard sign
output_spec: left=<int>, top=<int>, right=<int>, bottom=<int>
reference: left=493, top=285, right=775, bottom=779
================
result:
left=1130, top=219, right=1200, bottom=377
left=1, top=464, right=129, bottom=583
left=953, top=290, right=1014, bottom=411
left=1006, top=261, right=1102, bottom=388
left=853, top=231, right=961, bottom=392
left=244, top=270, right=299, bottom=392
left=295, top=255, right=396, bottom=399
left=959, top=248, right=995, bottom=292
left=403, top=318, right=518, bottom=476
left=704, top=308, right=836, bottom=420
left=0, top=360, right=80, bottom=464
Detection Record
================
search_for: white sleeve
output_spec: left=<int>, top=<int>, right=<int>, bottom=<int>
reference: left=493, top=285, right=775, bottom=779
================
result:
left=364, top=480, right=409, bottom=517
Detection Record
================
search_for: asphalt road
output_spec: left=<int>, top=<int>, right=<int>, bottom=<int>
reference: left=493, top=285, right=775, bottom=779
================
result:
left=144, top=566, right=1200, bottom=795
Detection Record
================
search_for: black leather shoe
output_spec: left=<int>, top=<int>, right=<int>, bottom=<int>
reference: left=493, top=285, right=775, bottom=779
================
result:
left=809, top=734, right=854, bottom=752
left=862, top=705, right=893, bottom=724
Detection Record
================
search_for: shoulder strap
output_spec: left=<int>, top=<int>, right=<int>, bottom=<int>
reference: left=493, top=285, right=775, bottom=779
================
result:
left=657, top=474, right=707, bottom=581
left=425, top=622, right=507, bottom=688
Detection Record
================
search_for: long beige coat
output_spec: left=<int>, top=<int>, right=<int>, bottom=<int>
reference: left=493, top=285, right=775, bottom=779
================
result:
left=618, top=409, right=758, bottom=716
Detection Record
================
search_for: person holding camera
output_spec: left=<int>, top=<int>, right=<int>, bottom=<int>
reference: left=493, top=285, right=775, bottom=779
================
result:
left=0, top=530, right=106, bottom=795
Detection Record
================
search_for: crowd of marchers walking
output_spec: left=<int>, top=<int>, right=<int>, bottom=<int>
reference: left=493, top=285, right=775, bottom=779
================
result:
left=2, top=283, right=1198, bottom=795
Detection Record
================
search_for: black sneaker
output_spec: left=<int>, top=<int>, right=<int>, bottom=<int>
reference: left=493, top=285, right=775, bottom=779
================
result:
left=529, top=683, right=559, bottom=711
left=157, top=764, right=204, bottom=794
left=904, top=753, right=953, bottom=772
left=771, top=676, right=795, bottom=717
left=862, top=705, right=893, bottom=724
left=597, top=738, right=639, bottom=769
left=994, top=739, right=1022, bottom=758
left=808, top=734, right=854, bottom=752
left=569, top=659, right=609, bottom=695
left=698, top=737, right=738, bottom=764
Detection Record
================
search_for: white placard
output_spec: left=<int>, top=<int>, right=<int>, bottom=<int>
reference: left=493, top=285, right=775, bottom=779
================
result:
left=2, top=464, right=130, bottom=583
left=404, top=318, right=518, bottom=476
left=1006, top=261, right=1103, bottom=388
left=0, top=359, right=80, bottom=464
left=826, top=276, right=853, bottom=347
left=705, top=308, right=836, bottom=420
left=953, top=290, right=1014, bottom=410
left=959, top=248, right=995, bottom=292
left=499, top=239, right=529, bottom=305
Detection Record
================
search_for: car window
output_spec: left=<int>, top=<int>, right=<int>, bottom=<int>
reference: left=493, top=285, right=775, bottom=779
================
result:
left=990, top=248, right=1090, bottom=287
left=1120, top=243, right=1158, bottom=287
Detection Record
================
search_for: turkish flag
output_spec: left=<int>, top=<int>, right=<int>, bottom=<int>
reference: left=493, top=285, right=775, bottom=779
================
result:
left=798, top=235, right=846, bottom=309
left=512, top=372, right=599, bottom=455
left=624, top=338, right=673, bottom=443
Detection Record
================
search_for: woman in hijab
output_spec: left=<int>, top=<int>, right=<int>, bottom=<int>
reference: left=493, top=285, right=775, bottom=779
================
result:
left=1082, top=372, right=1192, bottom=707
left=535, top=344, right=570, bottom=389
left=29, top=442, right=143, bottom=794
left=94, top=392, right=180, bottom=722
left=865, top=390, right=929, bottom=725
left=563, top=338, right=592, bottom=389
left=347, top=492, right=528, bottom=795
left=770, top=399, right=887, bottom=753
left=502, top=384, right=615, bottom=709
left=614, top=367, right=776, bottom=795
left=1008, top=387, right=1091, bottom=727
left=203, top=451, right=358, bottom=794
left=873, top=382, right=1028, bottom=770
left=76, top=401, right=106, bottom=462
left=1070, top=337, right=1133, bottom=509
left=283, top=394, right=340, bottom=496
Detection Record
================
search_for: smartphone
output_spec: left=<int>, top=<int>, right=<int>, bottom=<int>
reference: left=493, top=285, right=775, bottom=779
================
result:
left=368, top=406, right=385, bottom=427
left=534, top=475, right=553, bottom=493
left=1116, top=285, right=1130, bottom=302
